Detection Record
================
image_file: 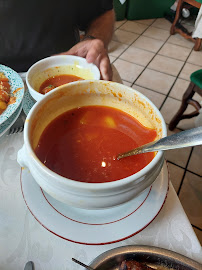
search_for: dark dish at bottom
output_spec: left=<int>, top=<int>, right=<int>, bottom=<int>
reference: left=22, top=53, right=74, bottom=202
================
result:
left=89, top=246, right=202, bottom=270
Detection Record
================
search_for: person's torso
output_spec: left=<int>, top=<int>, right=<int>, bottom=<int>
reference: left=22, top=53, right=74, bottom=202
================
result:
left=0, top=0, right=113, bottom=71
left=0, top=0, right=79, bottom=71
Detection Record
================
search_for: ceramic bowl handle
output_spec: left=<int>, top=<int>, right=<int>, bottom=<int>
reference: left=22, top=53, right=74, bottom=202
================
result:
left=17, top=145, right=29, bottom=168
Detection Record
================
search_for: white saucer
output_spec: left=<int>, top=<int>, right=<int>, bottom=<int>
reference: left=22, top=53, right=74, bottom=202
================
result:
left=21, top=162, right=169, bottom=245
left=0, top=104, right=22, bottom=138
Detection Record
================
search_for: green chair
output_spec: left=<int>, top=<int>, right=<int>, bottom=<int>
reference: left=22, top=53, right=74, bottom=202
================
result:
left=170, top=0, right=202, bottom=50
left=169, top=69, right=202, bottom=130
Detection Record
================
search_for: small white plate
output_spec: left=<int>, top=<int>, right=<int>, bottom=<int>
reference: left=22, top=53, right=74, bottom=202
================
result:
left=21, top=162, right=169, bottom=245
left=0, top=104, right=22, bottom=138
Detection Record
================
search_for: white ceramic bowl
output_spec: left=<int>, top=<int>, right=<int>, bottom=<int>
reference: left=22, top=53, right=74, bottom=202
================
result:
left=26, top=55, right=100, bottom=102
left=17, top=80, right=167, bottom=209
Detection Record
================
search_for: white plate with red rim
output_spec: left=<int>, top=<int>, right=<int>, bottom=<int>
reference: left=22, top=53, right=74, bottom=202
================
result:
left=20, top=162, right=169, bottom=245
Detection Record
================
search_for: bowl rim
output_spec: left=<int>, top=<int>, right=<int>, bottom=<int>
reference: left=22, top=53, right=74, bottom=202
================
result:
left=26, top=55, right=101, bottom=101
left=24, top=80, right=167, bottom=190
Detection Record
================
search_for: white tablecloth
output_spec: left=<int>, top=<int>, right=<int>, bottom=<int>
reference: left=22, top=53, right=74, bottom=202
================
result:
left=0, top=132, right=201, bottom=270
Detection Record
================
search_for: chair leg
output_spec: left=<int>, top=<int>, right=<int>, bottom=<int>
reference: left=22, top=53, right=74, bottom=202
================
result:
left=194, top=38, right=202, bottom=51
left=180, top=99, right=201, bottom=119
left=168, top=82, right=195, bottom=130
left=170, top=0, right=184, bottom=35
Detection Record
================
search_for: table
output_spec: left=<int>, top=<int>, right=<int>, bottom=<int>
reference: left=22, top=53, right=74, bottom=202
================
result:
left=0, top=69, right=202, bottom=269
left=0, top=130, right=202, bottom=270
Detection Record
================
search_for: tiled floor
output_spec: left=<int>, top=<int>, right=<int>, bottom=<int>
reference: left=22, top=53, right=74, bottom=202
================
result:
left=109, top=17, right=202, bottom=245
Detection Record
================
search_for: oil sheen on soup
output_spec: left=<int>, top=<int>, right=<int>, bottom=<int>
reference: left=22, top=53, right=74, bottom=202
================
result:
left=39, top=74, right=83, bottom=94
left=35, top=106, right=157, bottom=183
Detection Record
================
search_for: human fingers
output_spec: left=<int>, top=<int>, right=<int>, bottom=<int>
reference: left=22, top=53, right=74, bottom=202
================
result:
left=98, top=54, right=112, bottom=81
left=53, top=39, right=105, bottom=61
left=85, top=39, right=105, bottom=63
left=59, top=46, right=79, bottom=56
left=55, top=43, right=87, bottom=57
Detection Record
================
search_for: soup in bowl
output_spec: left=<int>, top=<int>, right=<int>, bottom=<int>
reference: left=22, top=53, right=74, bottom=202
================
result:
left=17, top=80, right=166, bottom=209
left=26, top=55, right=100, bottom=102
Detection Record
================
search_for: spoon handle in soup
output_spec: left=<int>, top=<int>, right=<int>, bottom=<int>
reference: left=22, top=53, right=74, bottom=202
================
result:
left=117, top=126, right=202, bottom=160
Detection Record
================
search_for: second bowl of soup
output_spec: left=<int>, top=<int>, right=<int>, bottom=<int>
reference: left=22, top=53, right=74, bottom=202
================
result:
left=17, top=80, right=166, bottom=209
left=26, top=55, right=100, bottom=102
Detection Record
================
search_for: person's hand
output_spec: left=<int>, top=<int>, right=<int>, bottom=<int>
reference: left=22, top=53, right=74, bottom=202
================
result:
left=58, top=39, right=112, bottom=81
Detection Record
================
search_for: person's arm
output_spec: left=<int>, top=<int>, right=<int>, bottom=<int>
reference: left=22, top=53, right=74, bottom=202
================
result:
left=59, top=9, right=115, bottom=81
left=84, top=9, right=115, bottom=48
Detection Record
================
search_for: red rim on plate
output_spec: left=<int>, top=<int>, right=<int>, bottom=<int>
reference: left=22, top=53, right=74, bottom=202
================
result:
left=20, top=162, right=169, bottom=245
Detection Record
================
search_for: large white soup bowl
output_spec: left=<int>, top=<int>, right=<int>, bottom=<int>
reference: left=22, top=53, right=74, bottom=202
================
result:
left=17, top=80, right=167, bottom=209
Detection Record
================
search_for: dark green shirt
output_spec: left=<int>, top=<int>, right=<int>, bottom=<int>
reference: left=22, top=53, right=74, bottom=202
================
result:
left=0, top=0, right=113, bottom=72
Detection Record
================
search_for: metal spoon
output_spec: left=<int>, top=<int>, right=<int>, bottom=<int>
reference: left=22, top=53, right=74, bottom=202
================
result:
left=117, top=126, right=202, bottom=160
left=72, top=258, right=94, bottom=270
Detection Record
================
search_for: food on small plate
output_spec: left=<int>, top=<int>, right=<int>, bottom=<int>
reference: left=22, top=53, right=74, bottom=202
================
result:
left=0, top=72, right=11, bottom=114
left=120, top=260, right=154, bottom=270
left=39, top=74, right=83, bottom=94
left=35, top=105, right=157, bottom=183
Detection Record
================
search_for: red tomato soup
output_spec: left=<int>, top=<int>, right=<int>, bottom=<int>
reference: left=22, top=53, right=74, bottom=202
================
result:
left=35, top=106, right=157, bottom=183
left=39, top=74, right=83, bottom=94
